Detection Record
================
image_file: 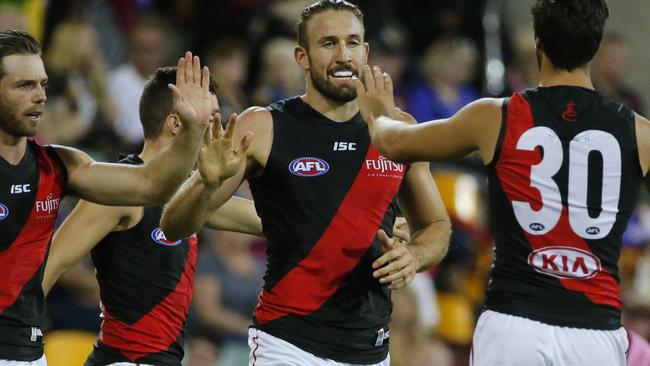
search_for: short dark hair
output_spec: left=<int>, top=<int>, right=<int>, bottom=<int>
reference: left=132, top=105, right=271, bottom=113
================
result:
left=139, top=67, right=218, bottom=140
left=0, top=30, right=41, bottom=79
left=296, top=0, right=364, bottom=49
left=532, top=0, right=609, bottom=71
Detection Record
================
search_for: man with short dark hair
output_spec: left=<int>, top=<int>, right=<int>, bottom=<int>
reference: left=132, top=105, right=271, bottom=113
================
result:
left=0, top=30, right=227, bottom=365
left=43, top=66, right=257, bottom=366
left=354, top=0, right=650, bottom=365
left=160, top=1, right=452, bottom=365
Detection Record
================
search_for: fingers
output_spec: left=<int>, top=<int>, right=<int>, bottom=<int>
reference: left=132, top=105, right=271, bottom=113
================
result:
left=184, top=51, right=193, bottom=86
left=193, top=55, right=201, bottom=84
left=384, top=72, right=393, bottom=97
left=202, top=66, right=210, bottom=92
left=372, top=65, right=384, bottom=92
left=392, top=228, right=410, bottom=243
left=176, top=56, right=185, bottom=86
left=202, top=123, right=213, bottom=146
left=167, top=84, right=181, bottom=101
left=390, top=272, right=415, bottom=290
left=352, top=76, right=366, bottom=97
left=212, top=112, right=222, bottom=139
left=223, top=113, right=238, bottom=140
left=360, top=65, right=375, bottom=92
left=238, top=131, right=254, bottom=153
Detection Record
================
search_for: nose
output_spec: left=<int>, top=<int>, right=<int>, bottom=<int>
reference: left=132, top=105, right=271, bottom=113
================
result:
left=33, top=85, right=46, bottom=104
left=335, top=42, right=353, bottom=63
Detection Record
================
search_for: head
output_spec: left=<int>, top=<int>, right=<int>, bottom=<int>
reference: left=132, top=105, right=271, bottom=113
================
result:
left=295, top=0, right=368, bottom=103
left=0, top=30, right=46, bottom=138
left=139, top=67, right=218, bottom=141
left=421, top=36, right=478, bottom=87
left=532, top=0, right=609, bottom=71
left=129, top=15, right=170, bottom=78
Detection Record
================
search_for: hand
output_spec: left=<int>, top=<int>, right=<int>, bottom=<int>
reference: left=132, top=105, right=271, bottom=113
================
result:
left=168, top=51, right=212, bottom=132
left=197, top=113, right=253, bottom=187
left=353, top=65, right=397, bottom=127
left=372, top=228, right=418, bottom=290
left=392, top=216, right=410, bottom=242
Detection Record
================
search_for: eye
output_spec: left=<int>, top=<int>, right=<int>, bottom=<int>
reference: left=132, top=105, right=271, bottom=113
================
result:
left=322, top=40, right=334, bottom=48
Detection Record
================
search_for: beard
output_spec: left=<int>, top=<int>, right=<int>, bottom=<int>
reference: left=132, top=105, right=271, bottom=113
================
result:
left=0, top=98, right=38, bottom=137
left=309, top=61, right=358, bottom=103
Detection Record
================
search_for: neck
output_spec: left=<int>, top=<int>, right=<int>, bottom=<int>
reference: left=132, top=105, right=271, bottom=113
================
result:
left=138, top=136, right=171, bottom=162
left=538, top=58, right=594, bottom=90
left=0, top=129, right=27, bottom=165
left=302, top=79, right=359, bottom=122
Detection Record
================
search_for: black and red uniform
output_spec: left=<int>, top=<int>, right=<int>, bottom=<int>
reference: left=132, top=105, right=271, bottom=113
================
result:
left=485, top=86, right=644, bottom=329
left=0, top=140, right=66, bottom=360
left=249, top=97, right=406, bottom=364
left=85, top=155, right=197, bottom=366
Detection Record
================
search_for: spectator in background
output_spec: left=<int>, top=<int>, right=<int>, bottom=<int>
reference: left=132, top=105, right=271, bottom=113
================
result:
left=205, top=37, right=250, bottom=122
left=593, top=33, right=644, bottom=114
left=108, top=15, right=171, bottom=148
left=192, top=229, right=265, bottom=366
left=405, top=36, right=480, bottom=122
left=506, top=29, right=539, bottom=92
left=252, top=37, right=304, bottom=106
left=39, top=21, right=116, bottom=151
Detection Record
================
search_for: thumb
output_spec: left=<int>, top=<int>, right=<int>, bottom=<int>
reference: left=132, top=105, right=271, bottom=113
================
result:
left=352, top=76, right=366, bottom=97
left=377, top=229, right=393, bottom=252
left=238, top=131, right=254, bottom=154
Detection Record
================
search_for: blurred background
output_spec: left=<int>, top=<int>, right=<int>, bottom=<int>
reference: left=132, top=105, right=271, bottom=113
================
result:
left=4, top=0, right=647, bottom=365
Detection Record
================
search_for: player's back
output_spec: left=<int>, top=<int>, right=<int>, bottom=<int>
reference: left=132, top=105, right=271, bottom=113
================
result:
left=485, top=86, right=643, bottom=330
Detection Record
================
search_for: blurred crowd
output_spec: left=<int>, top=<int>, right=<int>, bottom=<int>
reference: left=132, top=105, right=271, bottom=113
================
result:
left=2, top=0, right=648, bottom=365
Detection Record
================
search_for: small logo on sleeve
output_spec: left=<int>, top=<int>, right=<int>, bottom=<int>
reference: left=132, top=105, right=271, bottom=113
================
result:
left=288, top=157, right=330, bottom=177
left=0, top=203, right=8, bottom=221
left=374, top=328, right=390, bottom=347
left=151, top=227, right=182, bottom=246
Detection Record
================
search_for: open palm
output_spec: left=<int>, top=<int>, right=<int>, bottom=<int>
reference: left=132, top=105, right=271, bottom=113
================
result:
left=168, top=51, right=212, bottom=131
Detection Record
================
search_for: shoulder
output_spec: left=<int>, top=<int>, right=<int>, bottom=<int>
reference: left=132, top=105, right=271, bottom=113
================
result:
left=455, top=98, right=503, bottom=121
left=50, top=144, right=93, bottom=167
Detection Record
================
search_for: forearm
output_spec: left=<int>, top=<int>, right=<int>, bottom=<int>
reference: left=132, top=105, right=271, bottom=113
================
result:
left=206, top=197, right=262, bottom=236
left=142, top=125, right=205, bottom=202
left=407, top=218, right=452, bottom=272
left=161, top=172, right=220, bottom=240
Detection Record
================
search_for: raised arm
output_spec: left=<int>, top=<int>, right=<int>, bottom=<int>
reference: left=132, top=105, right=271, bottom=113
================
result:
left=56, top=52, right=212, bottom=206
left=372, top=162, right=452, bottom=289
left=43, top=201, right=137, bottom=295
left=354, top=65, right=502, bottom=164
left=161, top=107, right=272, bottom=240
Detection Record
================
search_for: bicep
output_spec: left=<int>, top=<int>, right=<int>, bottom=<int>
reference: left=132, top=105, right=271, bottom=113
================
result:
left=397, top=162, right=449, bottom=232
left=54, top=145, right=154, bottom=205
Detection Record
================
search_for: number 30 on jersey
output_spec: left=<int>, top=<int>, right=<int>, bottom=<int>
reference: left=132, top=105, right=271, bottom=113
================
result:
left=512, top=127, right=621, bottom=239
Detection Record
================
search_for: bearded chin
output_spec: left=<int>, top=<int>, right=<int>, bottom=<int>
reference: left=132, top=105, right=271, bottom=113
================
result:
left=310, top=72, right=357, bottom=103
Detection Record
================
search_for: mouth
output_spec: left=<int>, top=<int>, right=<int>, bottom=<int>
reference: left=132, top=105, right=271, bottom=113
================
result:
left=329, top=70, right=357, bottom=81
left=25, top=111, right=43, bottom=122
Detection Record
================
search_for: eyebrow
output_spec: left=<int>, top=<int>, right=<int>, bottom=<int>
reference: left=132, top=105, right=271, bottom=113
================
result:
left=317, top=34, right=362, bottom=43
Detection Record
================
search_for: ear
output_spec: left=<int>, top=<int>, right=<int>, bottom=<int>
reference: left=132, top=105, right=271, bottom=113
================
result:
left=295, top=45, right=310, bottom=71
left=165, top=113, right=182, bottom=135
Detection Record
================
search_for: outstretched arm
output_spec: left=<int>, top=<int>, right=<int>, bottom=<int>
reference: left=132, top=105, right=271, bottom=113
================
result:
left=635, top=113, right=650, bottom=192
left=354, top=65, right=502, bottom=165
left=57, top=52, right=212, bottom=206
left=205, top=196, right=262, bottom=236
left=43, top=201, right=136, bottom=295
left=161, top=107, right=268, bottom=241
left=372, top=162, right=451, bottom=289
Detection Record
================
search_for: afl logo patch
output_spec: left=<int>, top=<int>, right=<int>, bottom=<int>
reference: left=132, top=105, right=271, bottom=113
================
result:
left=0, top=203, right=8, bottom=221
left=151, top=227, right=181, bottom=246
left=288, top=157, right=329, bottom=177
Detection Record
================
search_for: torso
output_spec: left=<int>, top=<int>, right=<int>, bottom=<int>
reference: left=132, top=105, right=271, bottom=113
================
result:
left=0, top=140, right=66, bottom=360
left=249, top=97, right=406, bottom=364
left=485, top=86, right=643, bottom=329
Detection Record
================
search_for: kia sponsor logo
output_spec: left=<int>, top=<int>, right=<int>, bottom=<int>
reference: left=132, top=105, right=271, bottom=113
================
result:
left=528, top=246, right=601, bottom=279
left=151, top=227, right=182, bottom=246
left=288, top=157, right=329, bottom=177
left=0, top=203, right=8, bottom=221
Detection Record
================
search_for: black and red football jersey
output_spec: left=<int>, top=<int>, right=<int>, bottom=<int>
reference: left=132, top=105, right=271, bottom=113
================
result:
left=249, top=97, right=406, bottom=364
left=0, top=140, right=66, bottom=360
left=86, top=155, right=197, bottom=366
left=485, top=86, right=644, bottom=329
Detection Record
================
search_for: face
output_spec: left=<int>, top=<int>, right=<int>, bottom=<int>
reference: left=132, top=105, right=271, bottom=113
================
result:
left=298, top=10, right=368, bottom=103
left=131, top=26, right=167, bottom=78
left=0, top=54, right=47, bottom=137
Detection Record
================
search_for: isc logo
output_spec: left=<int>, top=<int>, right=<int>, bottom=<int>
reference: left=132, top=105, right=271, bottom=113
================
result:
left=333, top=142, right=356, bottom=151
left=528, top=246, right=601, bottom=279
left=150, top=227, right=182, bottom=246
left=288, top=157, right=329, bottom=177
left=10, top=184, right=30, bottom=194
